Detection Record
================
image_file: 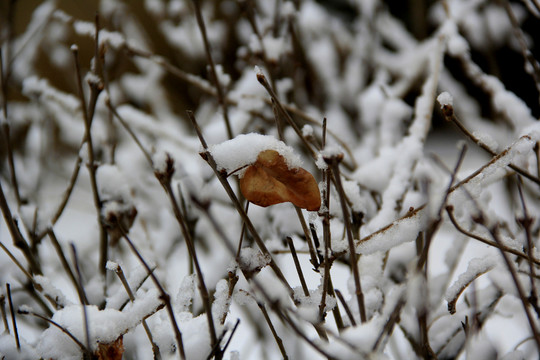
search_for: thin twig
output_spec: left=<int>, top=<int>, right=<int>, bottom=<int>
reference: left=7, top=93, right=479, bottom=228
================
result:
left=6, top=284, right=20, bottom=350
left=328, top=155, right=366, bottom=323
left=279, top=310, right=337, bottom=360
left=0, top=50, right=21, bottom=207
left=70, top=244, right=91, bottom=353
left=71, top=45, right=108, bottom=277
left=220, top=319, right=240, bottom=356
left=294, top=206, right=318, bottom=269
left=286, top=237, right=309, bottom=296
left=113, top=264, right=161, bottom=359
left=258, top=303, right=289, bottom=360
left=118, top=226, right=186, bottom=360
left=47, top=228, right=88, bottom=305
left=309, top=223, right=322, bottom=269
left=18, top=308, right=92, bottom=357
left=516, top=179, right=540, bottom=317
left=0, top=294, right=8, bottom=334
left=0, top=180, right=41, bottom=275
left=320, top=119, right=334, bottom=322
left=191, top=0, right=233, bottom=139
left=256, top=71, right=317, bottom=158
left=236, top=202, right=249, bottom=259
left=106, top=99, right=153, bottom=165
left=158, top=172, right=219, bottom=355
left=489, top=226, right=540, bottom=351
left=501, top=0, right=540, bottom=103
left=373, top=297, right=405, bottom=351
left=335, top=289, right=356, bottom=327
left=108, top=103, right=218, bottom=356
left=446, top=264, right=494, bottom=315
left=535, top=142, right=540, bottom=179
left=36, top=148, right=84, bottom=241
left=441, top=105, right=540, bottom=186
left=416, top=143, right=467, bottom=271
left=0, top=239, right=33, bottom=282
left=241, top=0, right=277, bottom=90
left=446, top=206, right=540, bottom=265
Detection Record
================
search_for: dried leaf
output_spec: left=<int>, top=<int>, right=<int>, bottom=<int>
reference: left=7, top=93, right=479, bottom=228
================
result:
left=95, top=336, right=124, bottom=360
left=240, top=150, right=321, bottom=211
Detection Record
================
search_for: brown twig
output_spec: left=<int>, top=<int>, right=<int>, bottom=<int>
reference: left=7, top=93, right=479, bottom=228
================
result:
left=36, top=148, right=83, bottom=241
left=105, top=99, right=153, bottom=165
left=0, top=50, right=21, bottom=207
left=118, top=227, right=186, bottom=360
left=257, top=71, right=317, bottom=158
left=108, top=102, right=220, bottom=355
left=6, top=283, right=19, bottom=350
left=219, top=319, right=240, bottom=357
left=191, top=193, right=334, bottom=357
left=488, top=226, right=540, bottom=351
left=0, top=179, right=41, bottom=275
left=446, top=264, right=494, bottom=315
left=70, top=244, right=91, bottom=352
left=191, top=0, right=233, bottom=139
left=286, top=237, right=309, bottom=296
left=327, top=154, right=366, bottom=323
left=440, top=103, right=540, bottom=187
left=373, top=297, right=405, bottom=351
left=0, top=294, right=8, bottom=334
left=71, top=45, right=108, bottom=278
left=335, top=289, right=356, bottom=327
left=279, top=310, right=337, bottom=359
left=258, top=303, right=289, bottom=360
left=445, top=205, right=540, bottom=266
left=156, top=166, right=219, bottom=355
left=319, top=146, right=333, bottom=323
left=47, top=228, right=88, bottom=305
left=240, top=0, right=277, bottom=90
left=501, top=0, right=540, bottom=103
left=112, top=264, right=161, bottom=359
left=516, top=179, right=540, bottom=317
left=18, top=308, right=92, bottom=358
left=416, top=143, right=467, bottom=271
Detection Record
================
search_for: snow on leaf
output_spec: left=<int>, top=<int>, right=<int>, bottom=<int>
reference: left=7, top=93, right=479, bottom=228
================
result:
left=209, top=133, right=303, bottom=176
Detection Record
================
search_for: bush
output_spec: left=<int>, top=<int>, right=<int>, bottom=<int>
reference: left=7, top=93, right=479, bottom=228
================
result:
left=1, top=0, right=540, bottom=359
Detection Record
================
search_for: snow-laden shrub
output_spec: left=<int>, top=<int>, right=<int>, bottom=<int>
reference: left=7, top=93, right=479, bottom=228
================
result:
left=1, top=0, right=540, bottom=359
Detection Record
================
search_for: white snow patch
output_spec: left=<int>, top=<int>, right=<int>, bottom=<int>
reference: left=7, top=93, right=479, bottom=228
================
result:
left=437, top=91, right=453, bottom=107
left=445, top=257, right=497, bottom=303
left=209, top=133, right=303, bottom=177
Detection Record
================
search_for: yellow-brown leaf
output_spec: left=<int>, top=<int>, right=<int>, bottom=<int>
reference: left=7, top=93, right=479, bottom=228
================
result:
left=240, top=150, right=321, bottom=211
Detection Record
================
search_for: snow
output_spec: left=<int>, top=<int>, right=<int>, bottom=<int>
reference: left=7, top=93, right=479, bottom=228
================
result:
left=356, top=208, right=426, bottom=255
left=238, top=247, right=271, bottom=272
left=0, top=334, right=39, bottom=360
left=34, top=275, right=70, bottom=308
left=106, top=261, right=119, bottom=272
left=209, top=133, right=303, bottom=176
left=262, top=35, right=288, bottom=61
left=215, top=64, right=231, bottom=88
left=3, top=1, right=540, bottom=359
left=38, top=289, right=160, bottom=359
left=22, top=76, right=80, bottom=113
left=302, top=124, right=314, bottom=138
left=437, top=91, right=453, bottom=107
left=445, top=257, right=497, bottom=305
